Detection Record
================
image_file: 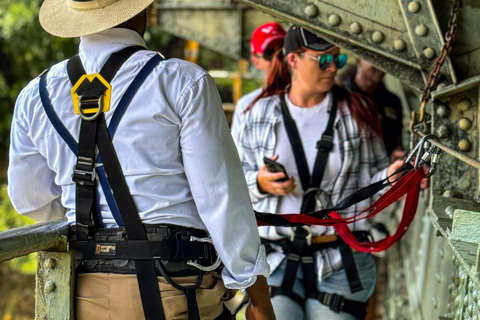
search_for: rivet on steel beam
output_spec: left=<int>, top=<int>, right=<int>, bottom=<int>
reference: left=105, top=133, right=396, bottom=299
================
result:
left=436, top=125, right=449, bottom=138
left=458, top=139, right=471, bottom=152
left=44, top=258, right=56, bottom=269
left=45, top=281, right=56, bottom=293
left=305, top=4, right=319, bottom=18
left=459, top=179, right=471, bottom=190
left=436, top=105, right=450, bottom=117
left=393, top=39, right=406, bottom=51
left=423, top=47, right=435, bottom=59
left=435, top=272, right=442, bottom=283
left=415, top=24, right=429, bottom=36
left=439, top=248, right=445, bottom=259
left=444, top=190, right=454, bottom=199
left=459, top=118, right=472, bottom=131
left=408, top=1, right=421, bottom=13
left=328, top=14, right=341, bottom=26
left=349, top=22, right=362, bottom=34
left=458, top=98, right=472, bottom=111
left=432, top=296, right=438, bottom=309
left=371, top=31, right=384, bottom=43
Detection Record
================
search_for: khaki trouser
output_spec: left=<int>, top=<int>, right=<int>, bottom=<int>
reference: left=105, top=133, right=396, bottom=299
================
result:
left=76, top=272, right=230, bottom=320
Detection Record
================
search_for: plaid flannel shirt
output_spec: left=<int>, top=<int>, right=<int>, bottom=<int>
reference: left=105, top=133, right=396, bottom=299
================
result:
left=235, top=92, right=390, bottom=278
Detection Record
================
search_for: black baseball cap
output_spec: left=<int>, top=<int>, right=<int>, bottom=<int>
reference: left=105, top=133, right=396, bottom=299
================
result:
left=283, top=25, right=335, bottom=55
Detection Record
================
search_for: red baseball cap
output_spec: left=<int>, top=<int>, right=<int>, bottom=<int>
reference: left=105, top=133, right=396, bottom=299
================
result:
left=250, top=22, right=286, bottom=55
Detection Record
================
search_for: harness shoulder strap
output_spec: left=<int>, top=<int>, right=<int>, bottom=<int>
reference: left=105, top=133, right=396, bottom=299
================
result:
left=279, top=91, right=337, bottom=214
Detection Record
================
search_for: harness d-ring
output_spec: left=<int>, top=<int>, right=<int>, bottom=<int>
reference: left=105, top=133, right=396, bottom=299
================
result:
left=78, top=95, right=104, bottom=121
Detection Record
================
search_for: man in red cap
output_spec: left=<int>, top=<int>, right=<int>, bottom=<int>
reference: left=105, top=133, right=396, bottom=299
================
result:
left=231, top=22, right=286, bottom=147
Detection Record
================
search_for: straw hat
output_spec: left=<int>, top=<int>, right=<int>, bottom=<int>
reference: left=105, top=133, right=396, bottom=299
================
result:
left=39, top=0, right=154, bottom=38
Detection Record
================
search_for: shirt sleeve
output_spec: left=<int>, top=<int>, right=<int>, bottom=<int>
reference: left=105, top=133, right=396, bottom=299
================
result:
left=177, top=74, right=269, bottom=289
left=8, top=85, right=66, bottom=222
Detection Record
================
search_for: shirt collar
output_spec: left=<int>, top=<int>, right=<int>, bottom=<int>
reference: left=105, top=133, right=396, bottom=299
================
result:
left=79, top=28, right=147, bottom=52
left=78, top=28, right=147, bottom=73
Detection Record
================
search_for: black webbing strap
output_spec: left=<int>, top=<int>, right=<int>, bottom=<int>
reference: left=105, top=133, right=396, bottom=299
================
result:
left=67, top=46, right=165, bottom=320
left=67, top=46, right=144, bottom=240
left=96, top=114, right=165, bottom=320
left=254, top=162, right=413, bottom=226
left=339, top=243, right=363, bottom=293
left=155, top=260, right=203, bottom=320
left=317, top=292, right=369, bottom=319
left=67, top=45, right=145, bottom=86
left=278, top=89, right=363, bottom=300
left=279, top=91, right=337, bottom=214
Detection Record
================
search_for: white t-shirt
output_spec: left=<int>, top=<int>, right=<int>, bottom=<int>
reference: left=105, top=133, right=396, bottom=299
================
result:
left=275, top=92, right=342, bottom=235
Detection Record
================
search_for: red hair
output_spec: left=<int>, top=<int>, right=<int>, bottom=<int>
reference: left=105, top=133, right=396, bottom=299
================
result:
left=245, top=48, right=381, bottom=136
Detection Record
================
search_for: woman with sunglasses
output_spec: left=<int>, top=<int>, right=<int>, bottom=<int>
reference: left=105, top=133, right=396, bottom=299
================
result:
left=236, top=25, right=404, bottom=320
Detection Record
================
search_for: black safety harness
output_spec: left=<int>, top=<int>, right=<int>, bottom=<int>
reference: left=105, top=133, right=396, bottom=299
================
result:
left=39, top=47, right=222, bottom=320
left=269, top=90, right=369, bottom=319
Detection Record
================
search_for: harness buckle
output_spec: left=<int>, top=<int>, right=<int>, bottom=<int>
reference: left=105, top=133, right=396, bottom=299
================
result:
left=316, top=134, right=333, bottom=151
left=323, top=293, right=345, bottom=313
left=72, top=165, right=96, bottom=186
left=290, top=226, right=313, bottom=245
left=186, top=236, right=222, bottom=272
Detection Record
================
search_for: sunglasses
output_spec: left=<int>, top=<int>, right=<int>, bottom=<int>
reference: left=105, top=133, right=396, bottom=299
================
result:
left=256, top=47, right=281, bottom=62
left=303, top=53, right=348, bottom=70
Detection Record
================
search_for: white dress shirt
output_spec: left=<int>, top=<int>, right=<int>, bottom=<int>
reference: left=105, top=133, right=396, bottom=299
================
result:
left=8, top=28, right=269, bottom=289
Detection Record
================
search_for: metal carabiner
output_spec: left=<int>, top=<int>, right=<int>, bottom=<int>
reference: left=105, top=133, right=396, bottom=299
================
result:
left=425, top=147, right=441, bottom=178
left=405, top=134, right=440, bottom=168
left=186, top=236, right=222, bottom=272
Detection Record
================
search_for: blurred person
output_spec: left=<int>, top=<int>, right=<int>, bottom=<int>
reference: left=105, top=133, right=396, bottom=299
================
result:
left=231, top=22, right=286, bottom=146
left=236, top=25, right=404, bottom=320
left=7, top=1, right=275, bottom=319
left=341, top=58, right=404, bottom=162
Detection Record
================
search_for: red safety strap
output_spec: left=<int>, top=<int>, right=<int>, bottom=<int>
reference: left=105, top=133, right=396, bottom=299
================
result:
left=256, top=167, right=425, bottom=251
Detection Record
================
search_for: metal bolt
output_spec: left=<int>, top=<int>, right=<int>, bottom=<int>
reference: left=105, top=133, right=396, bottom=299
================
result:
left=371, top=31, right=384, bottom=43
left=408, top=1, right=421, bottom=13
left=415, top=24, right=429, bottom=36
left=394, top=39, right=406, bottom=51
left=44, top=258, right=56, bottom=269
left=436, top=105, right=450, bottom=117
left=305, top=4, right=319, bottom=18
left=436, top=125, right=449, bottom=138
left=435, top=272, right=442, bottom=283
left=350, top=22, right=362, bottom=34
left=455, top=295, right=461, bottom=307
left=458, top=139, right=472, bottom=152
left=45, top=281, right=56, bottom=293
left=328, top=14, right=341, bottom=26
left=459, top=118, right=472, bottom=131
left=423, top=47, right=435, bottom=59
left=458, top=98, right=472, bottom=111
left=432, top=296, right=438, bottom=309
left=444, top=190, right=454, bottom=199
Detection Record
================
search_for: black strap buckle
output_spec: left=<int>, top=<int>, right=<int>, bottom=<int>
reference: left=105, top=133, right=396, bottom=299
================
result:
left=323, top=293, right=345, bottom=313
left=316, top=134, right=333, bottom=151
left=72, top=165, right=96, bottom=186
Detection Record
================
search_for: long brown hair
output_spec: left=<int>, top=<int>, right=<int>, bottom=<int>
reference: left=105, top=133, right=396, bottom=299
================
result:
left=245, top=48, right=382, bottom=136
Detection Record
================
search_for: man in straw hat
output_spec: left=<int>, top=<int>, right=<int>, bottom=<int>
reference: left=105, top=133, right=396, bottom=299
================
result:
left=7, top=1, right=275, bottom=319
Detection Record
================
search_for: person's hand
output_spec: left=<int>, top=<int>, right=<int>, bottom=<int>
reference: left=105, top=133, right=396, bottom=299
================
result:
left=245, top=276, right=276, bottom=320
left=257, top=155, right=296, bottom=195
left=386, top=159, right=404, bottom=185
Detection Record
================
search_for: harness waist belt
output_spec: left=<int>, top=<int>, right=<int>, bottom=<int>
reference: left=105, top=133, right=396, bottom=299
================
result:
left=69, top=225, right=216, bottom=263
